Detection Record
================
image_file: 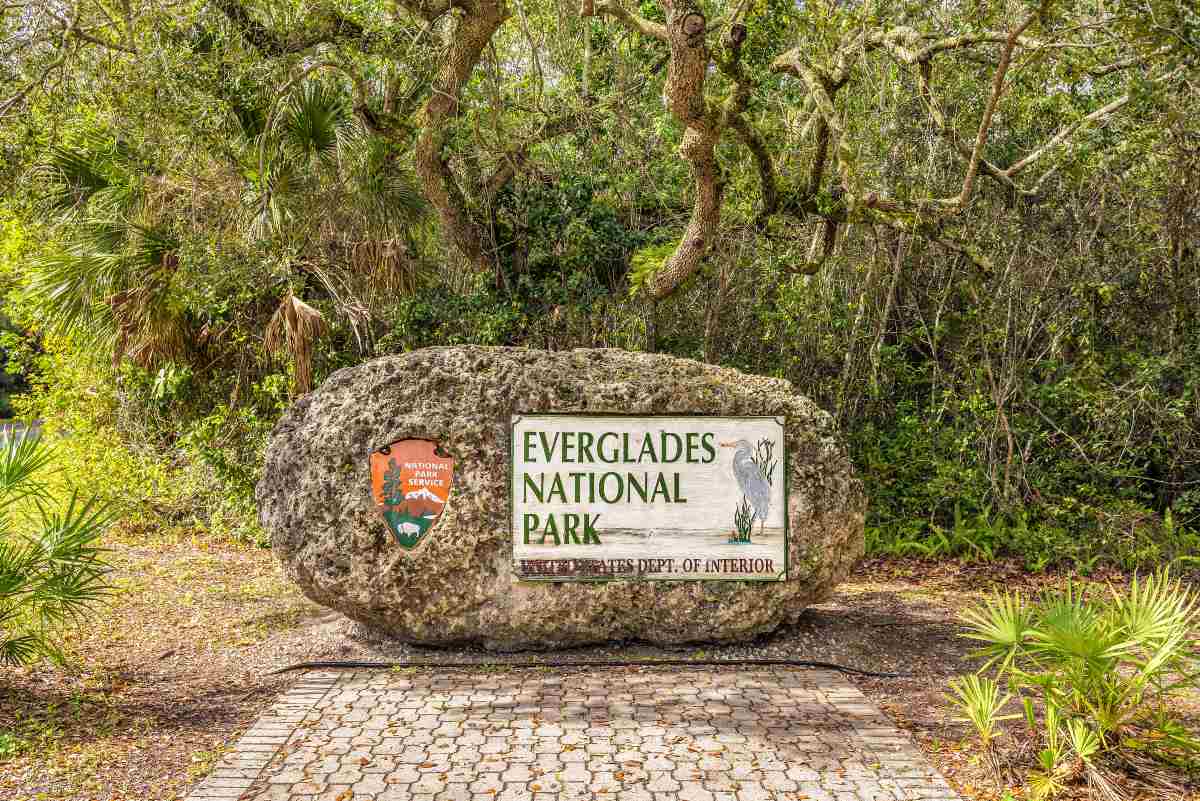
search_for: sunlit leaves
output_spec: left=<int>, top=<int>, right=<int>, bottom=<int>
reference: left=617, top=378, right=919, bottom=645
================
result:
left=0, top=431, right=113, bottom=666
left=954, top=571, right=1200, bottom=797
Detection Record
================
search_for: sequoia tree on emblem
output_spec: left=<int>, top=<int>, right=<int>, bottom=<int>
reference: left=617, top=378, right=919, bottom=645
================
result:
left=369, top=439, right=454, bottom=548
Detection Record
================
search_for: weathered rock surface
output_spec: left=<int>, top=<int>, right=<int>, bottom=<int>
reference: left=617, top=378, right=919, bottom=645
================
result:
left=258, top=346, right=865, bottom=650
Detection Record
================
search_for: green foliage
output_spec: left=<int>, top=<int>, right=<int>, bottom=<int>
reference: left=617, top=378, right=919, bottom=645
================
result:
left=948, top=674, right=1014, bottom=746
left=0, top=0, right=1196, bottom=575
left=627, top=242, right=677, bottom=296
left=0, top=730, right=25, bottom=759
left=731, top=497, right=754, bottom=543
left=750, top=438, right=777, bottom=488
left=0, top=431, right=112, bottom=665
left=282, top=80, right=350, bottom=166
left=11, top=342, right=268, bottom=545
left=954, top=571, right=1200, bottom=796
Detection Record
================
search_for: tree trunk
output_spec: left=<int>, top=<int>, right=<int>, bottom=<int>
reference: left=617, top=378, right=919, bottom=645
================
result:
left=644, top=0, right=721, bottom=300
left=413, top=2, right=506, bottom=275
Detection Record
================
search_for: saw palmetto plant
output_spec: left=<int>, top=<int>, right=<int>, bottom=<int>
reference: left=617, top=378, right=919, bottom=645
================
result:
left=951, top=570, right=1200, bottom=798
left=0, top=431, right=112, bottom=666
left=25, top=133, right=193, bottom=370
left=23, top=79, right=428, bottom=387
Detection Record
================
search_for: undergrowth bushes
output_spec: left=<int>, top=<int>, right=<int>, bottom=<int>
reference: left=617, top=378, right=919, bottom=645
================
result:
left=9, top=343, right=268, bottom=545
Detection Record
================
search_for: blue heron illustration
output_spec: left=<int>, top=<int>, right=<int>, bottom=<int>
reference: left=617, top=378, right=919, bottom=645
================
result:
left=721, top=439, right=772, bottom=539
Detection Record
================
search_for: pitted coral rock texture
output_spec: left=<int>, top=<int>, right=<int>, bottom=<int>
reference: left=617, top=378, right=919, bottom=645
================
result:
left=257, top=346, right=866, bottom=649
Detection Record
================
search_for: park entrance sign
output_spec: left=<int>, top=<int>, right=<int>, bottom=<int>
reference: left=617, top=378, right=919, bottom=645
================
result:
left=258, top=346, right=866, bottom=649
left=512, top=415, right=787, bottom=581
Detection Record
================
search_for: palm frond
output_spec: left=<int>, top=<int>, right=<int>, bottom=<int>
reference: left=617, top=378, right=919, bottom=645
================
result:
left=109, top=288, right=193, bottom=369
left=35, top=130, right=141, bottom=219
left=282, top=81, right=350, bottom=167
left=0, top=630, right=45, bottom=666
left=947, top=674, right=1015, bottom=744
left=37, top=144, right=113, bottom=214
left=0, top=451, right=112, bottom=666
left=0, top=430, right=53, bottom=510
left=265, top=292, right=327, bottom=394
left=245, top=150, right=310, bottom=237
left=959, top=590, right=1035, bottom=672
left=345, top=133, right=427, bottom=232
left=1110, top=569, right=1198, bottom=649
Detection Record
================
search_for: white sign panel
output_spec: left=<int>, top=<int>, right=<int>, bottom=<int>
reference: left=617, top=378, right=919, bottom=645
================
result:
left=511, top=415, right=787, bottom=581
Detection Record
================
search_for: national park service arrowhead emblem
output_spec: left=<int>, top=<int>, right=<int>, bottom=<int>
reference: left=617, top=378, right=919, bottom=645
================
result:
left=370, top=439, right=454, bottom=548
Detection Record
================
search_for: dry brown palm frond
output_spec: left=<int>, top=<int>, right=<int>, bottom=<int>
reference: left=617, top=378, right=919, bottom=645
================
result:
left=1085, top=763, right=1126, bottom=801
left=265, top=291, right=327, bottom=394
left=108, top=287, right=192, bottom=369
left=351, top=238, right=422, bottom=299
left=1115, top=750, right=1189, bottom=798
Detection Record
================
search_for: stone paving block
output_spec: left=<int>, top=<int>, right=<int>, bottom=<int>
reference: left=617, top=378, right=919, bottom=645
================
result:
left=186, top=666, right=960, bottom=801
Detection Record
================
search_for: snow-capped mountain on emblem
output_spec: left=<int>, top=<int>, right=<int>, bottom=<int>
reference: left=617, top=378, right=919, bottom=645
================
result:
left=369, top=439, right=454, bottom=548
left=405, top=487, right=444, bottom=503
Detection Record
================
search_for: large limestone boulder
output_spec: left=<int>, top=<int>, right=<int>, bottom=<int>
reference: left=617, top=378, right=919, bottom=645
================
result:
left=257, top=346, right=865, bottom=650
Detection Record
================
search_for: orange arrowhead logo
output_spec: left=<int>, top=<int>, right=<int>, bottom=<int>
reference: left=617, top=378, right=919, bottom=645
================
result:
left=370, top=439, right=454, bottom=548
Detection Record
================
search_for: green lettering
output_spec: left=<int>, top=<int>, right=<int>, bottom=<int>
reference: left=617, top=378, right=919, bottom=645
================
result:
left=523, top=513, right=539, bottom=544
left=597, top=432, right=620, bottom=463
left=599, top=472, right=623, bottom=504
left=563, top=514, right=581, bottom=544
left=673, top=472, right=687, bottom=503
left=638, top=434, right=658, bottom=463
left=524, top=431, right=538, bottom=463
left=701, top=432, right=716, bottom=463
left=628, top=472, right=649, bottom=503
left=686, top=432, right=701, bottom=463
left=523, top=473, right=544, bottom=503
left=547, top=473, right=567, bottom=503
left=583, top=514, right=601, bottom=544
left=538, top=431, right=560, bottom=462
left=660, top=432, right=683, bottom=463
left=651, top=472, right=671, bottom=502
left=540, top=514, right=560, bottom=545
left=578, top=432, right=595, bottom=463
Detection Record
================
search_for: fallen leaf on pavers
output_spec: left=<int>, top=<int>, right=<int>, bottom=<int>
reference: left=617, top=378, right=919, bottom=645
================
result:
left=336, top=791, right=352, bottom=801
left=358, top=757, right=370, bottom=766
left=419, top=763, right=435, bottom=768
left=532, top=785, right=541, bottom=791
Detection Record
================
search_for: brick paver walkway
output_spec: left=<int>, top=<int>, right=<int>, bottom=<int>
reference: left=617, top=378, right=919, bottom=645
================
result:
left=185, top=667, right=959, bottom=801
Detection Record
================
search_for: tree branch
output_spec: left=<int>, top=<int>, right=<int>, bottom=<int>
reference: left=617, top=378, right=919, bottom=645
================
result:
left=949, top=5, right=1046, bottom=211
left=579, top=0, right=667, bottom=42
left=483, top=114, right=583, bottom=198
left=210, top=0, right=380, bottom=56
left=412, top=0, right=508, bottom=274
